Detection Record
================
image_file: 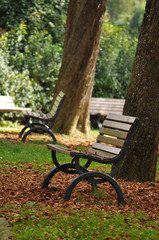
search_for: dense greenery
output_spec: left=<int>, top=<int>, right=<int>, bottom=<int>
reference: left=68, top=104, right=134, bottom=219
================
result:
left=0, top=0, right=145, bottom=119
left=93, top=17, right=138, bottom=98
left=0, top=0, right=67, bottom=113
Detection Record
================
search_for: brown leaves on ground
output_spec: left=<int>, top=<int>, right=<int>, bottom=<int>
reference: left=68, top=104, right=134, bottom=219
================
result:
left=0, top=131, right=159, bottom=223
left=0, top=131, right=95, bottom=147
left=0, top=164, right=159, bottom=220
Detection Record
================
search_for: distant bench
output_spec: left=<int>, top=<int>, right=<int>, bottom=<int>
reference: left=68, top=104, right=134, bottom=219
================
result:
left=0, top=96, right=31, bottom=113
left=90, top=97, right=125, bottom=128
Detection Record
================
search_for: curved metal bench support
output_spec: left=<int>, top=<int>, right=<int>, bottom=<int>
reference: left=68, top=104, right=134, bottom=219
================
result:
left=21, top=126, right=57, bottom=142
left=19, top=122, right=48, bottom=138
left=19, top=124, right=30, bottom=138
left=42, top=163, right=77, bottom=189
left=64, top=171, right=124, bottom=206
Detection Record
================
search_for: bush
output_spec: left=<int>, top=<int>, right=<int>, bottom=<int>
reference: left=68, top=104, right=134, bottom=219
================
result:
left=0, top=23, right=63, bottom=116
left=0, top=0, right=67, bottom=120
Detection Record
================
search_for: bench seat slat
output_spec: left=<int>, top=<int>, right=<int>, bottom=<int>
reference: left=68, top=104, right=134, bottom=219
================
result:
left=88, top=148, right=116, bottom=158
left=92, top=142, right=121, bottom=155
left=0, top=107, right=32, bottom=112
left=97, top=135, right=124, bottom=148
left=47, top=144, right=71, bottom=155
left=103, top=120, right=131, bottom=131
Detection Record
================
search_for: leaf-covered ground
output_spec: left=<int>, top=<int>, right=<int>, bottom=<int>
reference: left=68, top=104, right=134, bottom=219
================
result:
left=0, top=131, right=159, bottom=225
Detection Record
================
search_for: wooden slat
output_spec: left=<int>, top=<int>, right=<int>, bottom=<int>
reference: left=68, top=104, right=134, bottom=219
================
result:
left=46, top=113, right=52, bottom=119
left=88, top=148, right=116, bottom=158
left=100, top=127, right=128, bottom=139
left=107, top=113, right=136, bottom=124
left=47, top=144, right=71, bottom=155
left=0, top=107, right=32, bottom=112
left=55, top=94, right=63, bottom=102
left=50, top=105, right=58, bottom=115
left=91, top=97, right=125, bottom=103
left=49, top=92, right=65, bottom=116
left=103, top=120, right=131, bottom=131
left=97, top=135, right=124, bottom=148
left=54, top=101, right=59, bottom=107
left=59, top=91, right=65, bottom=97
left=92, top=142, right=121, bottom=155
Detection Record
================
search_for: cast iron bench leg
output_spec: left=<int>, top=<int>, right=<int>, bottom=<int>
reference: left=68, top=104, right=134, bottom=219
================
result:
left=64, top=171, right=125, bottom=206
left=21, top=126, right=57, bottom=142
left=42, top=163, right=78, bottom=189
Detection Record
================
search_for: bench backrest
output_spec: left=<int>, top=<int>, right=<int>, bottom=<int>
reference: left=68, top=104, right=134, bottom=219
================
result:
left=45, top=91, right=66, bottom=125
left=0, top=96, right=15, bottom=108
left=90, top=97, right=125, bottom=116
left=88, top=113, right=139, bottom=160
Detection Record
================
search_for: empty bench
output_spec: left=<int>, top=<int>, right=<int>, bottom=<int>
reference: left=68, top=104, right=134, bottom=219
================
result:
left=0, top=96, right=31, bottom=113
left=19, top=91, right=66, bottom=142
left=90, top=97, right=125, bottom=129
left=42, top=113, right=139, bottom=206
left=90, top=97, right=125, bottom=116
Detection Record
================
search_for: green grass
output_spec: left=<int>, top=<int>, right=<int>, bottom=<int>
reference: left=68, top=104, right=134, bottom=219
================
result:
left=2, top=204, right=158, bottom=240
left=0, top=140, right=109, bottom=173
left=0, top=139, right=159, bottom=239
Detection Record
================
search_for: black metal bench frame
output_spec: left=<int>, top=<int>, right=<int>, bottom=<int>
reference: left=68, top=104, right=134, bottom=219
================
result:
left=19, top=91, right=66, bottom=142
left=42, top=113, right=139, bottom=206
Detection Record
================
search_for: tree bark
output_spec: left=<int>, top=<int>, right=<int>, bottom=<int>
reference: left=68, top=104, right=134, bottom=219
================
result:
left=116, top=0, right=159, bottom=181
left=52, top=0, right=106, bottom=135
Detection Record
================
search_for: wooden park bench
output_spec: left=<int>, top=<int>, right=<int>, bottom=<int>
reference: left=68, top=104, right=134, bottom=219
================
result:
left=42, top=113, right=139, bottom=206
left=90, top=97, right=125, bottom=128
left=19, top=91, right=66, bottom=142
left=90, top=97, right=125, bottom=116
left=0, top=95, right=31, bottom=113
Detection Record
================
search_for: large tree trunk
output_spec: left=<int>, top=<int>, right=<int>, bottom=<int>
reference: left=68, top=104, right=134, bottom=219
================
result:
left=53, top=0, right=106, bottom=135
left=116, top=0, right=159, bottom=181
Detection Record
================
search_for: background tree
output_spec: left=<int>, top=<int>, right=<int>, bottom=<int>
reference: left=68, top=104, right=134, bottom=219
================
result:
left=53, top=0, right=106, bottom=135
left=116, top=0, right=159, bottom=181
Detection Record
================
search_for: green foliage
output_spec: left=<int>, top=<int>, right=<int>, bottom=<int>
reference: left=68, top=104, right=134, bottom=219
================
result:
left=94, top=16, right=138, bottom=98
left=0, top=0, right=68, bottom=43
left=0, top=1, right=66, bottom=115
left=107, top=0, right=136, bottom=23
left=107, top=0, right=145, bottom=28
left=129, top=1, right=145, bottom=33
left=0, top=46, right=39, bottom=109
